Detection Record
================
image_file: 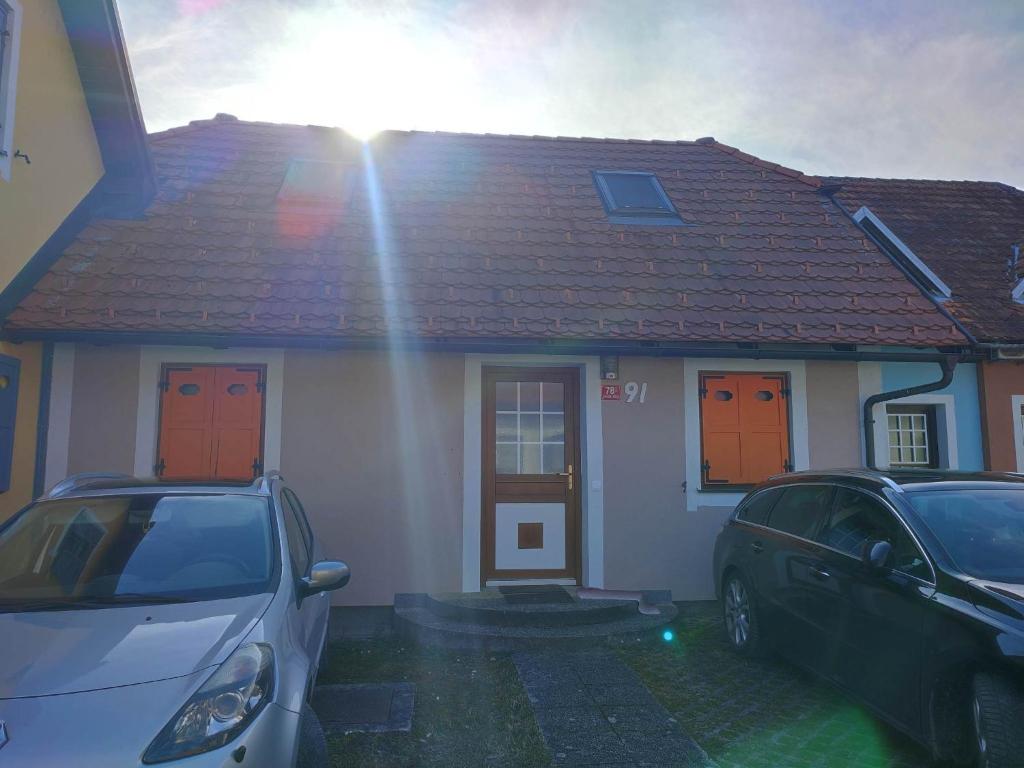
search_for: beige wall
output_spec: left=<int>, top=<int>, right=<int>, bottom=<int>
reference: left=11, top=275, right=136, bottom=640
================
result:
left=67, top=345, right=140, bottom=475
left=805, top=360, right=862, bottom=470
left=281, top=349, right=465, bottom=606
left=602, top=358, right=701, bottom=597
left=0, top=0, right=103, bottom=288
left=0, top=341, right=41, bottom=521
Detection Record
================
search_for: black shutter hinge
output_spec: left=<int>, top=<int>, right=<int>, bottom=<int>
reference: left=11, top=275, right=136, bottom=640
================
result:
left=252, top=459, right=264, bottom=478
left=699, top=387, right=708, bottom=399
left=780, top=388, right=792, bottom=399
left=783, top=459, right=794, bottom=472
left=158, top=378, right=170, bottom=392
left=701, top=460, right=711, bottom=473
left=154, top=458, right=166, bottom=476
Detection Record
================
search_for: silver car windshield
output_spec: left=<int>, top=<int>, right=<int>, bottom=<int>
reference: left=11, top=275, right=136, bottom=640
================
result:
left=0, top=494, right=274, bottom=608
left=907, top=489, right=1024, bottom=584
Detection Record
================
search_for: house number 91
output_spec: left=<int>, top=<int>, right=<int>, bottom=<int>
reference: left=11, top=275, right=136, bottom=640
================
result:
left=624, top=381, right=647, bottom=403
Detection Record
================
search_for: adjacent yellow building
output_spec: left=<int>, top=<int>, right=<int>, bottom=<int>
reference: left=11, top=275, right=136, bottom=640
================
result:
left=0, top=0, right=152, bottom=518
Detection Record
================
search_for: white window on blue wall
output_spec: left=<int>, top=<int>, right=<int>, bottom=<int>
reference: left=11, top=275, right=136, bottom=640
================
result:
left=887, top=404, right=940, bottom=469
left=0, top=0, right=23, bottom=182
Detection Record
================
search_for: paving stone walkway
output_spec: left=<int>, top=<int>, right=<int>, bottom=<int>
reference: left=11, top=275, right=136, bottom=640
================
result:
left=513, top=648, right=714, bottom=767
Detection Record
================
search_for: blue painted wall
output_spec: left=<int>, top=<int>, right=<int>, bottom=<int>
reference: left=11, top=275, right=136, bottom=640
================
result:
left=881, top=362, right=984, bottom=471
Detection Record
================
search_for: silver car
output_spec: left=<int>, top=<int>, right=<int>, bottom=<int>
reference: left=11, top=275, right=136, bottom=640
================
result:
left=0, top=472, right=349, bottom=767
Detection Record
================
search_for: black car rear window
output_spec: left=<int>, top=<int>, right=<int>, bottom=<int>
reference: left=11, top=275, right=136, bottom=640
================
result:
left=736, top=487, right=784, bottom=526
left=768, top=485, right=834, bottom=539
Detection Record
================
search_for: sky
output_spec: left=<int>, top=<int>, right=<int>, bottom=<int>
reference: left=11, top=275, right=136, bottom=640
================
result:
left=118, top=0, right=1024, bottom=187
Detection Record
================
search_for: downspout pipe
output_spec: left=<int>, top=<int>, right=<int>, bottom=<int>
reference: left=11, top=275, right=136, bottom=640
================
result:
left=863, top=357, right=958, bottom=469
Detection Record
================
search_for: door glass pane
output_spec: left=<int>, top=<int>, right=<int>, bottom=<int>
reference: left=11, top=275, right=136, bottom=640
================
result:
left=542, top=443, right=565, bottom=474
left=496, top=413, right=517, bottom=442
left=519, top=413, right=541, bottom=442
left=494, top=379, right=568, bottom=475
left=520, top=443, right=542, bottom=474
left=496, top=444, right=517, bottom=474
left=520, top=382, right=541, bottom=411
left=542, top=383, right=564, bottom=413
left=542, top=413, right=564, bottom=441
left=496, top=381, right=517, bottom=411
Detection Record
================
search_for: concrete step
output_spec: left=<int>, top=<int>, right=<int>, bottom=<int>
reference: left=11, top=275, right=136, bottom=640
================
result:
left=393, top=592, right=678, bottom=651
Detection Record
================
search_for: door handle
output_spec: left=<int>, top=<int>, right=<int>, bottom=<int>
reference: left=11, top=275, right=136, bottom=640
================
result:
left=811, top=567, right=831, bottom=581
left=751, top=541, right=764, bottom=554
left=556, top=464, right=573, bottom=491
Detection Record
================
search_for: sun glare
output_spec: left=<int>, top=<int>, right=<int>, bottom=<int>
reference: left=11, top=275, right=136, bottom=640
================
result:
left=258, top=11, right=478, bottom=141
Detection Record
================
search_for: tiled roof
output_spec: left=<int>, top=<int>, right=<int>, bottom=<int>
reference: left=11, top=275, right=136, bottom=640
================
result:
left=4, top=116, right=965, bottom=347
left=829, top=177, right=1024, bottom=343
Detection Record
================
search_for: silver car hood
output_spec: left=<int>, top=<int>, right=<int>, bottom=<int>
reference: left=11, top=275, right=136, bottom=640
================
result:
left=0, top=594, right=271, bottom=698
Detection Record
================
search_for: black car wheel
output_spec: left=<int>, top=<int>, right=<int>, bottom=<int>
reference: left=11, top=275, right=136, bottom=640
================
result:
left=972, top=673, right=1024, bottom=768
left=722, top=572, right=763, bottom=656
left=296, top=701, right=329, bottom=768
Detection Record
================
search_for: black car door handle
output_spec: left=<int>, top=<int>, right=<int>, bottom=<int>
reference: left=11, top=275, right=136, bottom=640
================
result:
left=751, top=541, right=764, bottom=554
left=810, top=566, right=831, bottom=581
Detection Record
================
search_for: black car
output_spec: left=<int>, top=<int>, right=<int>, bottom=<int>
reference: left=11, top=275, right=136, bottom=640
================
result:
left=713, top=469, right=1024, bottom=768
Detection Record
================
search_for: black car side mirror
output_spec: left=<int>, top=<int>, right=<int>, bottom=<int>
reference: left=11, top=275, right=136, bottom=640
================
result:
left=301, top=560, right=351, bottom=596
left=863, top=540, right=892, bottom=571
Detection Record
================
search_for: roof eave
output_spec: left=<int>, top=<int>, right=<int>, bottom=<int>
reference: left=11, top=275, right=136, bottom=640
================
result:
left=0, top=327, right=976, bottom=362
left=58, top=0, right=155, bottom=217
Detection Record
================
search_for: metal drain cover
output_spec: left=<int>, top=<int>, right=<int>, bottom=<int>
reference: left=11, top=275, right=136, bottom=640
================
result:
left=312, top=683, right=415, bottom=734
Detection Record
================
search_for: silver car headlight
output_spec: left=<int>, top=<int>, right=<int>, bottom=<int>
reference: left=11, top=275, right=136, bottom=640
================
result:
left=143, top=643, right=274, bottom=764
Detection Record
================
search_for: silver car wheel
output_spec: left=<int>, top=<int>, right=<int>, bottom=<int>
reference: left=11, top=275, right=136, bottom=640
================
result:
left=724, top=578, right=750, bottom=647
left=973, top=695, right=988, bottom=767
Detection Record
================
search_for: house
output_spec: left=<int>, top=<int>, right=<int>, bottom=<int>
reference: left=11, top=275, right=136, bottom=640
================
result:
left=0, top=0, right=152, bottom=518
left=828, top=178, right=1024, bottom=472
left=0, top=116, right=973, bottom=604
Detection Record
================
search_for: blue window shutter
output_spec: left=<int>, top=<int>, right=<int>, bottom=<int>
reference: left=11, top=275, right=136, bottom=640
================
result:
left=0, top=354, right=21, bottom=493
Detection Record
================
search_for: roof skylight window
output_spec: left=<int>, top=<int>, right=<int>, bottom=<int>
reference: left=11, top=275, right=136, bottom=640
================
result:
left=852, top=206, right=952, bottom=300
left=277, top=160, right=350, bottom=206
left=592, top=171, right=685, bottom=225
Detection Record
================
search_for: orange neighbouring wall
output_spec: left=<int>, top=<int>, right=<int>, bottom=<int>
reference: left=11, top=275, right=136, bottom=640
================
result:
left=978, top=360, right=1024, bottom=471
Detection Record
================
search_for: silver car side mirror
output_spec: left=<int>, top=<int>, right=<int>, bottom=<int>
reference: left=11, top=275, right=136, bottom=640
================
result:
left=302, top=560, right=351, bottom=595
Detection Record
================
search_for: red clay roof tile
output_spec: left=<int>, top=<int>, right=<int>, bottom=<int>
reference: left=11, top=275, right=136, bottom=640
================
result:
left=4, top=119, right=966, bottom=347
left=828, top=177, right=1024, bottom=343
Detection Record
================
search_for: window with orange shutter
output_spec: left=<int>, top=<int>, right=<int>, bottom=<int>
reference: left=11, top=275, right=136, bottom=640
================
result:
left=698, top=372, right=793, bottom=489
left=155, top=365, right=266, bottom=481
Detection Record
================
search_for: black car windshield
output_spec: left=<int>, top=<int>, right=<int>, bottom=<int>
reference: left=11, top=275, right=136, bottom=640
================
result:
left=0, top=494, right=274, bottom=607
left=907, top=489, right=1024, bottom=584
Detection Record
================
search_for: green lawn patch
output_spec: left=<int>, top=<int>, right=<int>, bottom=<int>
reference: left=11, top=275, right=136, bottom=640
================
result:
left=318, top=636, right=551, bottom=768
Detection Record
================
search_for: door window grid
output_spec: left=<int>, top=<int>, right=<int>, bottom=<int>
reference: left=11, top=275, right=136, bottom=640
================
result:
left=495, top=381, right=565, bottom=474
left=887, top=412, right=930, bottom=466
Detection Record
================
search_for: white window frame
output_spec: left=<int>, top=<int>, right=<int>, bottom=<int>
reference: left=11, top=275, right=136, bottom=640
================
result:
left=0, top=0, right=22, bottom=183
left=1012, top=394, right=1024, bottom=473
left=853, top=206, right=952, bottom=300
left=869, top=393, right=958, bottom=470
left=133, top=347, right=285, bottom=479
left=683, top=358, right=810, bottom=512
left=1012, top=278, right=1024, bottom=305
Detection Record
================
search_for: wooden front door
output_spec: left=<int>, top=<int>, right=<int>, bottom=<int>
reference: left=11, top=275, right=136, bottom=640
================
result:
left=157, top=365, right=265, bottom=480
left=482, top=367, right=581, bottom=583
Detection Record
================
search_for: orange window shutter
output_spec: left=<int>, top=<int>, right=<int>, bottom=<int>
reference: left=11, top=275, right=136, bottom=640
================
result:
left=157, top=367, right=215, bottom=479
left=210, top=368, right=264, bottom=480
left=738, top=375, right=791, bottom=484
left=700, top=374, right=743, bottom=484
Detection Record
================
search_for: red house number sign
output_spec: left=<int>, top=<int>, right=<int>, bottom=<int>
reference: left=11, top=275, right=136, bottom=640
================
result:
left=601, top=384, right=621, bottom=400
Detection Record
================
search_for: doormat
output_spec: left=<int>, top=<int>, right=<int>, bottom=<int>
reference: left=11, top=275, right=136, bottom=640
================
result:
left=312, top=682, right=415, bottom=734
left=498, top=585, right=574, bottom=605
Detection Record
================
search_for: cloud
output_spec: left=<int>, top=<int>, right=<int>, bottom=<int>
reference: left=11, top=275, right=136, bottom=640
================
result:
left=117, top=0, right=1024, bottom=186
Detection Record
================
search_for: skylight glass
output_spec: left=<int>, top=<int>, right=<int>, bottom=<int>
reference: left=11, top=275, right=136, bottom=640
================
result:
left=277, top=160, right=349, bottom=205
left=592, top=171, right=684, bottom=225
